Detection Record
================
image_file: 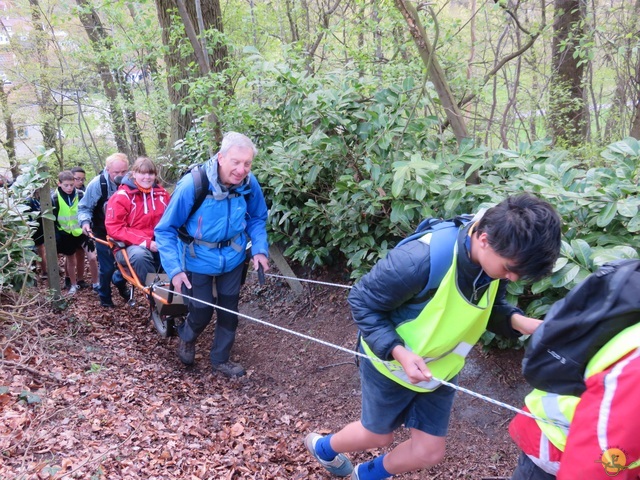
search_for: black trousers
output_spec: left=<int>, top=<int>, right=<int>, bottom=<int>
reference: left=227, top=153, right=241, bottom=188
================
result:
left=511, top=452, right=557, bottom=480
left=177, top=262, right=244, bottom=365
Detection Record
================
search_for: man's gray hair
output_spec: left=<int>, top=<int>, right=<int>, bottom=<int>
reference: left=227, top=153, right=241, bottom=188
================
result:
left=220, top=132, right=258, bottom=157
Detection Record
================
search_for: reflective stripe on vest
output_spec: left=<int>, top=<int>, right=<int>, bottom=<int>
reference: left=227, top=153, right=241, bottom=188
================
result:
left=595, top=347, right=640, bottom=469
left=362, top=241, right=500, bottom=392
left=538, top=436, right=561, bottom=474
left=529, top=439, right=560, bottom=476
left=525, top=389, right=577, bottom=451
left=526, top=322, right=640, bottom=456
left=57, top=191, right=82, bottom=237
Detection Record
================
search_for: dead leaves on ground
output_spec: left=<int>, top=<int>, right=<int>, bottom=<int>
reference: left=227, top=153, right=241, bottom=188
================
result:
left=0, top=286, right=323, bottom=480
left=2, top=272, right=524, bottom=479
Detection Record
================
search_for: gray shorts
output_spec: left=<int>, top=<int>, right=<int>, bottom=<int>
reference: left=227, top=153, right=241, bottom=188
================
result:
left=359, top=354, right=457, bottom=436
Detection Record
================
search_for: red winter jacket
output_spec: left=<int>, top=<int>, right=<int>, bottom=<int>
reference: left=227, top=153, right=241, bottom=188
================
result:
left=509, top=349, right=640, bottom=480
left=105, top=176, right=170, bottom=249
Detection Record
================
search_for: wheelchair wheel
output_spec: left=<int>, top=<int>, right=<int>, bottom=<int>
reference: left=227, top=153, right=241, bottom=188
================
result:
left=150, top=308, right=177, bottom=338
left=147, top=279, right=187, bottom=338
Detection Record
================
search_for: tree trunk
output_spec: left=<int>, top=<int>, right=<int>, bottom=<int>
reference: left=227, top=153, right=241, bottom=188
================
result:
left=284, top=0, right=300, bottom=43
left=628, top=0, right=640, bottom=139
left=125, top=3, right=167, bottom=151
left=373, top=3, right=383, bottom=81
left=393, top=0, right=469, bottom=143
left=394, top=0, right=478, bottom=183
left=201, top=0, right=229, bottom=74
left=76, top=0, right=148, bottom=160
left=75, top=0, right=130, bottom=157
left=549, top=0, right=587, bottom=146
left=28, top=0, right=63, bottom=169
left=301, top=0, right=341, bottom=74
left=0, top=83, right=17, bottom=179
left=155, top=0, right=229, bottom=148
left=113, top=69, right=147, bottom=158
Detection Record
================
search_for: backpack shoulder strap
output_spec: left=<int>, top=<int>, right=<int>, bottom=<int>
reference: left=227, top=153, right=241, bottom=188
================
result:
left=99, top=172, right=108, bottom=200
left=396, top=218, right=445, bottom=248
left=177, top=165, right=210, bottom=244
left=410, top=216, right=473, bottom=301
left=419, top=222, right=461, bottom=297
left=189, top=164, right=209, bottom=220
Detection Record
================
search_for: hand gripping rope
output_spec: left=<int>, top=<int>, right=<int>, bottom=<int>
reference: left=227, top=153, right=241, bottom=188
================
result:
left=151, top=272, right=567, bottom=430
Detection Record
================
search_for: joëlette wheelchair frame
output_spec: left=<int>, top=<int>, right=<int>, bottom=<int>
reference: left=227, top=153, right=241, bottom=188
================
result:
left=90, top=234, right=259, bottom=338
left=91, top=234, right=186, bottom=337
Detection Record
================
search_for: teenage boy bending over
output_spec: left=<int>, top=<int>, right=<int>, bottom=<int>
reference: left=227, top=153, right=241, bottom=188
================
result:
left=305, top=194, right=562, bottom=480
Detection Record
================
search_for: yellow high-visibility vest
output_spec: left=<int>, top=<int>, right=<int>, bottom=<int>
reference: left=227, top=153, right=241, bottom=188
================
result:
left=362, top=240, right=499, bottom=392
left=56, top=191, right=82, bottom=237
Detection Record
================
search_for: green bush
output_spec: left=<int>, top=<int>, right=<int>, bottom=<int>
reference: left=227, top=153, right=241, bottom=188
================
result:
left=0, top=152, right=52, bottom=293
left=168, top=56, right=639, bottom=333
left=246, top=61, right=483, bottom=275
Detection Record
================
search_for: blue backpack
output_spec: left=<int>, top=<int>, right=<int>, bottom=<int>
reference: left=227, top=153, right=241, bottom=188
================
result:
left=398, top=215, right=473, bottom=302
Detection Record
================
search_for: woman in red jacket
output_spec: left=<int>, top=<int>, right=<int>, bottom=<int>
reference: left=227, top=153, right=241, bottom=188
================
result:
left=105, top=157, right=170, bottom=286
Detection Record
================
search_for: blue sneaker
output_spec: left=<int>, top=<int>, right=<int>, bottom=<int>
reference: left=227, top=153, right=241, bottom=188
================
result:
left=304, top=432, right=353, bottom=477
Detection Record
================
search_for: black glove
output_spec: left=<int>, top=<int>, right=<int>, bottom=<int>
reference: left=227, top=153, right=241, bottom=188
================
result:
left=84, top=238, right=96, bottom=252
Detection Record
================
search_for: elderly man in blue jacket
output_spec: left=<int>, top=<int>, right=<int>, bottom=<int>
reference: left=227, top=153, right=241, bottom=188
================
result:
left=155, top=132, right=269, bottom=378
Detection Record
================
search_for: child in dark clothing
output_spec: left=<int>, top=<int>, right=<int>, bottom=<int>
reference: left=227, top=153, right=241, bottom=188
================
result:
left=52, top=171, right=88, bottom=295
left=26, top=192, right=47, bottom=278
left=69, top=166, right=98, bottom=290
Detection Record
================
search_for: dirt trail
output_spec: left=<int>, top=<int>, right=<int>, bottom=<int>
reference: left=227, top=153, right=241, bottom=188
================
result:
left=1, top=271, right=526, bottom=479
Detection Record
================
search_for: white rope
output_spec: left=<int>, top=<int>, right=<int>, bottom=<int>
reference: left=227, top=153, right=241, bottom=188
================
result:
left=152, top=284, right=566, bottom=428
left=155, top=285, right=359, bottom=356
left=250, top=270, right=352, bottom=289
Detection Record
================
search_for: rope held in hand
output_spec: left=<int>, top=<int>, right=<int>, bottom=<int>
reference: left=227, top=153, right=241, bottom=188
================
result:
left=152, top=283, right=565, bottom=429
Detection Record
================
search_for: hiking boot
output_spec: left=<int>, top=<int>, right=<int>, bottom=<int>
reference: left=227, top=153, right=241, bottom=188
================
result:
left=177, top=338, right=195, bottom=365
left=68, top=285, right=79, bottom=295
left=304, top=433, right=353, bottom=477
left=212, top=360, right=246, bottom=378
left=77, top=280, right=90, bottom=289
left=100, top=300, right=116, bottom=308
left=116, top=282, right=131, bottom=301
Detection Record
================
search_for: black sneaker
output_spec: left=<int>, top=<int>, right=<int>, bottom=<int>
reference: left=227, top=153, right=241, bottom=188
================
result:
left=116, top=282, right=131, bottom=301
left=212, top=360, right=246, bottom=378
left=100, top=300, right=116, bottom=308
left=177, top=338, right=195, bottom=365
left=77, top=280, right=90, bottom=289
